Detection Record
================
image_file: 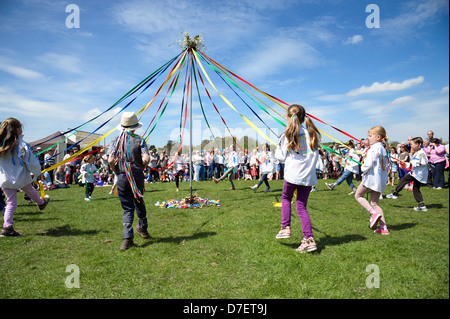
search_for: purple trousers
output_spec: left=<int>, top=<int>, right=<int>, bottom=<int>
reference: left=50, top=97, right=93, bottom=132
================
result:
left=3, top=184, right=44, bottom=228
left=281, top=181, right=313, bottom=239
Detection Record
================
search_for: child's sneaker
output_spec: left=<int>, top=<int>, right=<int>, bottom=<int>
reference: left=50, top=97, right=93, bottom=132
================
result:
left=250, top=185, right=258, bottom=191
left=348, top=189, right=356, bottom=195
left=229, top=187, right=235, bottom=190
left=38, top=195, right=50, bottom=211
left=369, top=212, right=382, bottom=229
left=275, top=226, right=291, bottom=239
left=296, top=237, right=317, bottom=253
left=413, top=206, right=428, bottom=212
left=325, top=183, right=335, bottom=190
left=264, top=187, right=271, bottom=193
left=374, top=227, right=390, bottom=235
left=84, top=197, right=91, bottom=201
left=386, top=193, right=398, bottom=199
left=0, top=227, right=22, bottom=237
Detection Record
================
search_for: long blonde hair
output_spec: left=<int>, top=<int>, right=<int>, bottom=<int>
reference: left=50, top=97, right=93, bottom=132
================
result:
left=0, top=118, right=22, bottom=157
left=285, top=104, right=321, bottom=151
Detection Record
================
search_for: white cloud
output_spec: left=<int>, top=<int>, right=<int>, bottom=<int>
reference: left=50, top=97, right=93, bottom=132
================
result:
left=0, top=87, right=76, bottom=120
left=376, top=0, right=449, bottom=41
left=347, top=76, right=424, bottom=97
left=0, top=57, right=44, bottom=80
left=392, top=96, right=416, bottom=104
left=441, top=85, right=449, bottom=94
left=237, top=38, right=322, bottom=79
left=38, top=53, right=83, bottom=74
left=344, top=35, right=363, bottom=45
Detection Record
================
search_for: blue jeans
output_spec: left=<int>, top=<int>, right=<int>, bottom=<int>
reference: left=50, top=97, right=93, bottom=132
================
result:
left=207, top=163, right=215, bottom=180
left=334, top=169, right=355, bottom=189
left=431, top=161, right=446, bottom=188
left=256, top=173, right=270, bottom=188
left=196, top=164, right=205, bottom=181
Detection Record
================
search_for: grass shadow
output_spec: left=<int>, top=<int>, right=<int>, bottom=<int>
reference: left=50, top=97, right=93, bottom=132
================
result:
left=141, top=231, right=217, bottom=247
left=15, top=217, right=59, bottom=223
left=36, top=224, right=100, bottom=237
left=425, top=203, right=443, bottom=209
left=388, top=223, right=417, bottom=231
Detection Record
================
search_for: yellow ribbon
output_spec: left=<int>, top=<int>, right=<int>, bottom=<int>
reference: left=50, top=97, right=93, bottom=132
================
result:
left=33, top=180, right=45, bottom=199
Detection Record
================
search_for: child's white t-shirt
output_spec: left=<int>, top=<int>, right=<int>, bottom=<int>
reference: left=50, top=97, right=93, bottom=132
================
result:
left=259, top=151, right=275, bottom=174
left=0, top=136, right=41, bottom=189
left=361, top=142, right=389, bottom=193
left=409, top=148, right=428, bottom=184
left=81, top=163, right=97, bottom=184
left=275, top=128, right=319, bottom=186
left=344, top=149, right=361, bottom=174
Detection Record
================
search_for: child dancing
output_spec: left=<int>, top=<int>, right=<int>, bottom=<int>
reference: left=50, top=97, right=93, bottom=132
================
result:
left=355, top=126, right=390, bottom=234
left=0, top=118, right=50, bottom=237
left=325, top=140, right=361, bottom=195
left=386, top=137, right=428, bottom=211
left=250, top=143, right=274, bottom=192
left=174, top=151, right=186, bottom=192
left=213, top=145, right=239, bottom=190
left=274, top=104, right=321, bottom=253
left=80, top=155, right=97, bottom=201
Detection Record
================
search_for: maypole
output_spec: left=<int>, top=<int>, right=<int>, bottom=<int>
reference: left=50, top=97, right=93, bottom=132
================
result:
left=177, top=32, right=207, bottom=203
left=189, top=49, right=194, bottom=202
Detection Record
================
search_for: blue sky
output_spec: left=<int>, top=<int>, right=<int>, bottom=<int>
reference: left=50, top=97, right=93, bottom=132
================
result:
left=0, top=0, right=448, bottom=151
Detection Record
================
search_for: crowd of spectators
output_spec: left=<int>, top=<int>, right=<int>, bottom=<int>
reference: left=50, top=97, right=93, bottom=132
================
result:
left=38, top=130, right=449, bottom=191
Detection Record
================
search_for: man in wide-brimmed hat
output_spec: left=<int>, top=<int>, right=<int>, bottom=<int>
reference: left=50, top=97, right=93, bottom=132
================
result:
left=109, top=112, right=150, bottom=250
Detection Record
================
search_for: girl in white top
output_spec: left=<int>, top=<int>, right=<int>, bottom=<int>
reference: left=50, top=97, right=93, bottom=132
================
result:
left=386, top=137, right=429, bottom=211
left=355, top=126, right=390, bottom=234
left=249, top=149, right=259, bottom=180
left=250, top=143, right=275, bottom=192
left=0, top=118, right=50, bottom=237
left=174, top=151, right=186, bottom=191
left=387, top=146, right=399, bottom=186
left=275, top=104, right=321, bottom=253
left=80, top=154, right=97, bottom=201
left=214, top=148, right=225, bottom=179
left=213, top=145, right=239, bottom=190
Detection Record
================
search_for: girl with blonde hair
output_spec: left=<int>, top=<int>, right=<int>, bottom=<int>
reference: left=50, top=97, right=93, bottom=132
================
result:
left=355, top=126, right=390, bottom=234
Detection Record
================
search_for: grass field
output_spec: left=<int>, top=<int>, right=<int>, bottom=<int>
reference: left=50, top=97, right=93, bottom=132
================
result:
left=1, top=176, right=448, bottom=299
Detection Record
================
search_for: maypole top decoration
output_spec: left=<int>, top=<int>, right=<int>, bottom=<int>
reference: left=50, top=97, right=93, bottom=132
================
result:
left=176, top=32, right=207, bottom=51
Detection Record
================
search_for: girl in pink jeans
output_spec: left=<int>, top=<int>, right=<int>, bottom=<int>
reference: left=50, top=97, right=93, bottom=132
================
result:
left=0, top=118, right=50, bottom=237
left=274, top=104, right=321, bottom=253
